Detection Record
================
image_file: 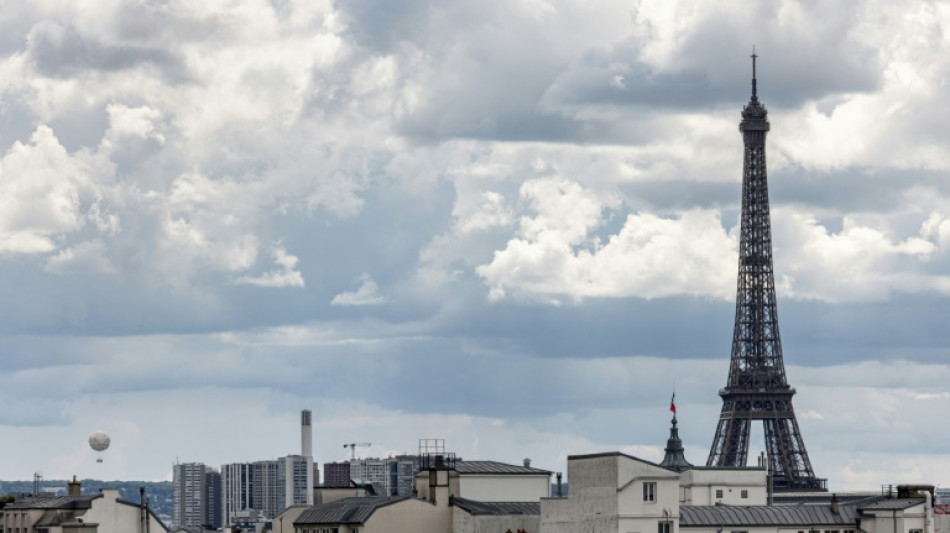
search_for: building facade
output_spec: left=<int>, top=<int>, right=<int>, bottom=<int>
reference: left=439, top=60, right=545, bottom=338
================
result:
left=203, top=470, right=222, bottom=529
left=2, top=479, right=168, bottom=533
left=172, top=462, right=221, bottom=531
left=221, top=462, right=252, bottom=528
left=349, top=458, right=391, bottom=495
left=221, top=455, right=312, bottom=525
left=323, top=462, right=351, bottom=488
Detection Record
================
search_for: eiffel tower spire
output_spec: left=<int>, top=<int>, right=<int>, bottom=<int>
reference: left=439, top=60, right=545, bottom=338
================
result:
left=705, top=52, right=826, bottom=492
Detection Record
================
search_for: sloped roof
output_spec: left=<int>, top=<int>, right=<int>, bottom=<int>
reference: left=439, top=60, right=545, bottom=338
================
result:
left=859, top=499, right=924, bottom=510
left=452, top=497, right=540, bottom=516
left=5, top=495, right=99, bottom=510
left=681, top=504, right=860, bottom=527
left=34, top=509, right=86, bottom=527
left=681, top=497, right=925, bottom=528
left=455, top=460, right=551, bottom=475
left=294, top=496, right=409, bottom=526
left=568, top=451, right=667, bottom=470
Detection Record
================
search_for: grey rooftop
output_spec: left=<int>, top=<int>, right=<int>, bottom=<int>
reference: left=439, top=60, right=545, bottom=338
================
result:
left=294, top=496, right=408, bottom=526
left=451, top=497, right=540, bottom=516
left=454, top=460, right=551, bottom=475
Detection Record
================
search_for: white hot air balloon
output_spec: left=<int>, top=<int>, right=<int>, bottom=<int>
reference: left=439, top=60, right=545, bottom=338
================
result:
left=88, top=430, right=111, bottom=463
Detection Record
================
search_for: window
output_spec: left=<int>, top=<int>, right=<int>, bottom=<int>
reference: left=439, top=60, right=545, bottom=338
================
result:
left=643, top=481, right=657, bottom=502
left=658, top=522, right=672, bottom=533
left=715, top=489, right=723, bottom=499
left=909, top=530, right=923, bottom=533
left=741, top=490, right=748, bottom=499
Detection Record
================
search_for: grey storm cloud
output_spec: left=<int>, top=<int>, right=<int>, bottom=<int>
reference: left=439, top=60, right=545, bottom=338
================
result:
left=541, top=36, right=880, bottom=114
left=0, top=0, right=948, bottom=487
left=26, top=21, right=185, bottom=80
left=333, top=0, right=433, bottom=52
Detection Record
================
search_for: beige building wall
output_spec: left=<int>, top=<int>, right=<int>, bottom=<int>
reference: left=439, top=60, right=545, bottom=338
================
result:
left=541, top=455, right=622, bottom=533
left=860, top=503, right=927, bottom=533
left=361, top=498, right=450, bottom=533
left=452, top=507, right=539, bottom=533
left=2, top=490, right=166, bottom=533
left=457, top=475, right=550, bottom=502
left=273, top=505, right=310, bottom=533
left=2, top=507, right=47, bottom=532
left=82, top=489, right=168, bottom=533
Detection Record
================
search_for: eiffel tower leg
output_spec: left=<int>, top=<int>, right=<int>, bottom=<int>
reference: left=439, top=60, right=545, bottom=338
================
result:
left=707, top=401, right=750, bottom=467
left=763, top=411, right=820, bottom=490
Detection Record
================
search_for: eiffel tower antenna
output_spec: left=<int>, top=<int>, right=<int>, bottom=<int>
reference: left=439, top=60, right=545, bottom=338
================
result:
left=705, top=53, right=827, bottom=492
left=751, top=45, right=758, bottom=101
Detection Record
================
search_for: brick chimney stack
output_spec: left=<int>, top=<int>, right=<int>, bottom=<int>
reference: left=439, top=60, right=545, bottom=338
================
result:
left=68, top=475, right=81, bottom=496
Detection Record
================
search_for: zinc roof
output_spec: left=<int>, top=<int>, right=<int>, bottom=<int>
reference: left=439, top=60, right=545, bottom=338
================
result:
left=5, top=495, right=98, bottom=510
left=294, top=496, right=408, bottom=526
left=680, top=504, right=859, bottom=527
left=681, top=497, right=924, bottom=528
left=859, top=499, right=924, bottom=510
left=455, top=460, right=551, bottom=475
left=451, top=497, right=540, bottom=516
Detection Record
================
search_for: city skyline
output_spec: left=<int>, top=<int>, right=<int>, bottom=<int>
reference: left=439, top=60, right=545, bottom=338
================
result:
left=0, top=1, right=949, bottom=491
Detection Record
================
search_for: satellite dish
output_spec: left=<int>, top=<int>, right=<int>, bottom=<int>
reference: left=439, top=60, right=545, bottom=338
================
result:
left=88, top=430, right=110, bottom=463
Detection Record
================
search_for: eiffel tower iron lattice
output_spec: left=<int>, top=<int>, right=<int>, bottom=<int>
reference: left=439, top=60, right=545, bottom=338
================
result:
left=705, top=52, right=827, bottom=492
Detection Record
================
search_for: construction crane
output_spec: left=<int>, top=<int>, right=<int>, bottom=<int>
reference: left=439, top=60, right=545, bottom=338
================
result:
left=343, top=442, right=373, bottom=460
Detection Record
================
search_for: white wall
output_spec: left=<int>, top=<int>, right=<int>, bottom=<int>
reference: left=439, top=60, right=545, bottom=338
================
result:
left=540, top=454, right=681, bottom=533
left=83, top=489, right=168, bottom=533
left=678, top=468, right=767, bottom=505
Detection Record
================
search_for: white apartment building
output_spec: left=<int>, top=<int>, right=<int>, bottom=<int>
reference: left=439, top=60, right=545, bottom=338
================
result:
left=221, top=455, right=313, bottom=526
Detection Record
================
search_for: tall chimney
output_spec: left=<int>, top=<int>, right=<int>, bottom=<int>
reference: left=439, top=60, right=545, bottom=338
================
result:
left=302, top=409, right=315, bottom=505
left=68, top=475, right=81, bottom=496
left=301, top=409, right=312, bottom=457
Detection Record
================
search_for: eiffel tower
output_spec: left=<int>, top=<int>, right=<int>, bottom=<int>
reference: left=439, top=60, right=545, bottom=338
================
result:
left=705, top=52, right=826, bottom=492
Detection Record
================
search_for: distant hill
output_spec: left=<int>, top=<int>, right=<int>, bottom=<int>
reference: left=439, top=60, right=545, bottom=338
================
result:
left=0, top=479, right=173, bottom=523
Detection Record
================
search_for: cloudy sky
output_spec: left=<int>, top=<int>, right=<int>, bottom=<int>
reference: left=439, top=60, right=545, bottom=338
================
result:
left=1, top=0, right=949, bottom=492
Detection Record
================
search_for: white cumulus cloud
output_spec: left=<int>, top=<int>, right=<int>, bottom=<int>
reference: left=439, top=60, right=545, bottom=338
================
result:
left=235, top=244, right=305, bottom=288
left=331, top=273, right=388, bottom=306
left=477, top=177, right=736, bottom=302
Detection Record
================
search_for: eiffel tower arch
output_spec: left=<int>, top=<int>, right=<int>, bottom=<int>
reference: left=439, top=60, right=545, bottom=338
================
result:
left=705, top=53, right=827, bottom=492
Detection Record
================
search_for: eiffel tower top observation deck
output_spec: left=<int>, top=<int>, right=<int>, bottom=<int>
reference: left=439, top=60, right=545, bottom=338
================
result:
left=705, top=52, right=826, bottom=492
